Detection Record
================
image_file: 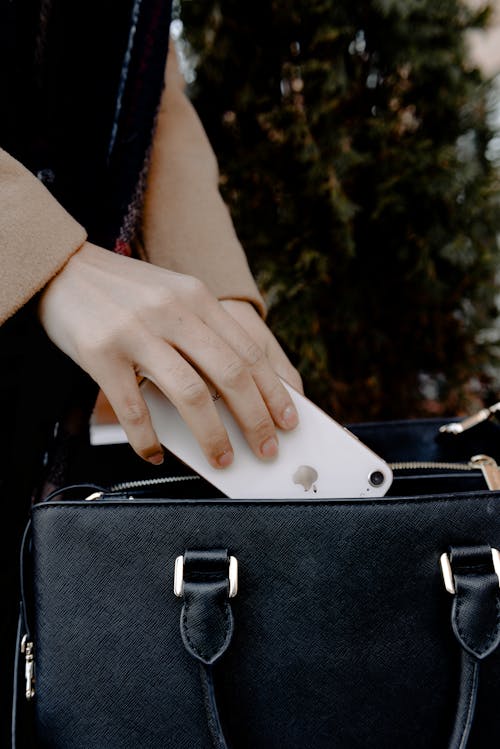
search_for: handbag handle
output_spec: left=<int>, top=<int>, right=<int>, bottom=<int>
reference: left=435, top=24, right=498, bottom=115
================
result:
left=444, top=544, right=500, bottom=748
left=175, top=549, right=235, bottom=749
left=12, top=536, right=500, bottom=748
left=176, top=544, right=500, bottom=749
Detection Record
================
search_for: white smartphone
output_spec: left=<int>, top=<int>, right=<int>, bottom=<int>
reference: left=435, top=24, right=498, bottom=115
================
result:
left=140, top=378, right=393, bottom=499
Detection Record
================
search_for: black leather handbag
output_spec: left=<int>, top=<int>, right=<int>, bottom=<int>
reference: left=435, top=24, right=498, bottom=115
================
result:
left=14, top=414, right=500, bottom=749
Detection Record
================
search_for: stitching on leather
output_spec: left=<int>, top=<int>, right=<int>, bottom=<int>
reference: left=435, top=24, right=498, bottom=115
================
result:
left=182, top=600, right=230, bottom=662
left=182, top=600, right=207, bottom=661
left=456, top=594, right=500, bottom=655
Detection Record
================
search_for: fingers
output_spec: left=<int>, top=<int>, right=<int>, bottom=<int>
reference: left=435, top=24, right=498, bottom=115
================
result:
left=160, top=319, right=282, bottom=460
left=218, top=299, right=303, bottom=394
left=138, top=340, right=234, bottom=469
left=93, top=362, right=165, bottom=465
left=196, top=301, right=299, bottom=431
left=86, top=313, right=289, bottom=467
left=261, top=339, right=304, bottom=395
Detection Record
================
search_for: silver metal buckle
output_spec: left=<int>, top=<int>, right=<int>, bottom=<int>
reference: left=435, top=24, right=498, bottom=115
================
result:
left=440, top=548, right=500, bottom=594
left=174, top=555, right=238, bottom=598
left=439, top=402, right=500, bottom=435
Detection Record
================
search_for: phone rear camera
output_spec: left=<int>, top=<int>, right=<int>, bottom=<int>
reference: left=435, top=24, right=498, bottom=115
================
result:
left=369, top=470, right=385, bottom=487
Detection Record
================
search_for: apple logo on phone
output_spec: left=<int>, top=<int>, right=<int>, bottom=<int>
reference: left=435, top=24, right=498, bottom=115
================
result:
left=293, top=465, right=318, bottom=493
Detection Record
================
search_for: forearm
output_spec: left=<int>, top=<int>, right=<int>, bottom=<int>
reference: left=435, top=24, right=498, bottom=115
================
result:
left=0, top=148, right=87, bottom=324
left=140, top=46, right=266, bottom=317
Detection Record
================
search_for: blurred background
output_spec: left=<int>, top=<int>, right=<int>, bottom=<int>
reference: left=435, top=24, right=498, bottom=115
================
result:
left=177, top=0, right=500, bottom=422
left=95, top=0, right=500, bottom=431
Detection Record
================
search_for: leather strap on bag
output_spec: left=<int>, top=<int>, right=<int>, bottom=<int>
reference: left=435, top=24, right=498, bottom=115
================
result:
left=444, top=544, right=500, bottom=749
left=175, top=549, right=235, bottom=749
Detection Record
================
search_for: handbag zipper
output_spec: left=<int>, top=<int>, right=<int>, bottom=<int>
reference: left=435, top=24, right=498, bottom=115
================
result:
left=82, top=454, right=500, bottom=501
left=109, top=475, right=201, bottom=492
left=389, top=461, right=475, bottom=471
left=21, top=635, right=35, bottom=700
left=390, top=454, right=500, bottom=490
left=84, top=474, right=201, bottom=501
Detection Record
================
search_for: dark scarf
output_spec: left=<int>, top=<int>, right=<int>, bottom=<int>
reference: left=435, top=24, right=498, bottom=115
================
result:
left=1, top=0, right=172, bottom=253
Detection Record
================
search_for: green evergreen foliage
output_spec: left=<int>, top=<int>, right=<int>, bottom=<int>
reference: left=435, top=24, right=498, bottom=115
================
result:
left=180, top=0, right=500, bottom=419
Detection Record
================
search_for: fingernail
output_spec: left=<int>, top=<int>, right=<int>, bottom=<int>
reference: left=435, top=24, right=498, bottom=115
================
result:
left=282, top=405, right=298, bottom=428
left=148, top=451, right=164, bottom=465
left=217, top=450, right=234, bottom=468
left=260, top=436, right=278, bottom=458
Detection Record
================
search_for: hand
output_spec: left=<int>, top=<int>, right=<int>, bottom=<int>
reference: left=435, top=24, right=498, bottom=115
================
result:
left=38, top=242, right=299, bottom=467
left=220, top=300, right=303, bottom=394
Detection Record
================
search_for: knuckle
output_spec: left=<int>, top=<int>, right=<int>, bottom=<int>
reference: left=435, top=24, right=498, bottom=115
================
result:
left=250, top=414, right=275, bottom=441
left=206, top=432, right=231, bottom=459
left=242, top=341, right=264, bottom=367
left=179, top=380, right=210, bottom=408
left=120, top=398, right=149, bottom=428
left=77, top=317, right=139, bottom=360
left=143, top=289, right=175, bottom=313
left=266, top=377, right=288, bottom=403
left=221, top=360, right=248, bottom=390
left=185, top=276, right=208, bottom=301
left=77, top=332, right=114, bottom=360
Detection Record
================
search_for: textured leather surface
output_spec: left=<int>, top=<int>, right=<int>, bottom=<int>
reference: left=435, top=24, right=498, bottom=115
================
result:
left=188, top=545, right=500, bottom=749
left=180, top=549, right=234, bottom=665
left=28, top=491, right=500, bottom=749
left=441, top=545, right=500, bottom=748
left=449, top=545, right=500, bottom=660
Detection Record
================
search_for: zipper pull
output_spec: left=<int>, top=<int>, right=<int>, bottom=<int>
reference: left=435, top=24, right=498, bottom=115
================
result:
left=21, top=635, right=35, bottom=700
left=84, top=491, right=104, bottom=501
left=440, top=402, right=500, bottom=435
left=470, top=454, right=500, bottom=491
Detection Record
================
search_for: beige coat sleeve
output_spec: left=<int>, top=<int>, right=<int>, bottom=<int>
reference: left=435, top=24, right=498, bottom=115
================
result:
left=0, top=148, right=87, bottom=324
left=140, top=45, right=266, bottom=317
